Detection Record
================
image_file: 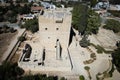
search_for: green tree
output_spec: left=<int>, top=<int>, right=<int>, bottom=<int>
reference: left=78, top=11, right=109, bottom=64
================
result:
left=23, top=19, right=39, bottom=33
left=9, top=27, right=16, bottom=33
left=112, top=47, right=120, bottom=72
left=90, top=0, right=98, bottom=7
left=86, top=9, right=101, bottom=34
left=18, top=36, right=26, bottom=42
left=79, top=35, right=90, bottom=48
left=0, top=62, right=24, bottom=80
left=72, top=4, right=88, bottom=35
left=108, top=10, right=120, bottom=18
left=60, top=77, right=66, bottom=80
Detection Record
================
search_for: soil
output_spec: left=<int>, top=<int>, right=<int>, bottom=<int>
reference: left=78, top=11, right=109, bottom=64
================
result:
left=0, top=31, right=18, bottom=57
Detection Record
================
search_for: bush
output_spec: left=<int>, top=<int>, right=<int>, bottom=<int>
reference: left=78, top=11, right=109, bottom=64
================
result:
left=80, top=35, right=90, bottom=48
left=2, top=25, right=9, bottom=33
left=79, top=75, right=85, bottom=80
left=103, top=19, right=120, bottom=33
left=108, top=10, right=120, bottom=17
left=18, top=36, right=26, bottom=42
left=109, top=64, right=115, bottom=77
left=9, top=27, right=16, bottom=33
left=112, top=47, right=120, bottom=73
left=96, top=45, right=104, bottom=53
left=9, top=16, right=17, bottom=23
left=86, top=9, right=101, bottom=35
left=60, top=77, right=66, bottom=80
left=90, top=43, right=113, bottom=54
left=84, top=66, right=90, bottom=71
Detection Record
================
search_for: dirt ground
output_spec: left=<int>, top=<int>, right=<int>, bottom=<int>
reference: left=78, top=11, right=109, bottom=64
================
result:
left=0, top=31, right=18, bottom=57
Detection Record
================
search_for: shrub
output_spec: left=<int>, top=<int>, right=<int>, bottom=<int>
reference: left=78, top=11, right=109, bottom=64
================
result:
left=109, top=64, right=115, bottom=77
left=90, top=43, right=113, bottom=54
left=60, top=77, right=66, bottom=80
left=9, top=27, right=16, bottom=33
left=79, top=75, right=85, bottom=80
left=103, top=19, right=120, bottom=33
left=112, top=47, right=120, bottom=73
left=84, top=66, right=90, bottom=71
left=96, top=45, right=104, bottom=53
left=80, top=35, right=90, bottom=48
left=108, top=10, right=120, bottom=17
left=18, top=36, right=26, bottom=42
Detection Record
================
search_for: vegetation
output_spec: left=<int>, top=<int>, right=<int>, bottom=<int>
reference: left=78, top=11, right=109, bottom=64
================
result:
left=86, top=9, right=101, bottom=35
left=108, top=64, right=115, bottom=77
left=79, top=75, right=85, bottom=80
left=18, top=36, right=26, bottom=42
left=16, top=0, right=28, bottom=3
left=108, top=10, right=120, bottom=18
left=72, top=4, right=88, bottom=35
left=112, top=42, right=120, bottom=72
left=103, top=19, right=120, bottom=33
left=84, top=66, right=90, bottom=71
left=72, top=4, right=100, bottom=35
left=20, top=75, right=58, bottom=80
left=80, top=35, right=90, bottom=48
left=4, top=0, right=28, bottom=3
left=0, top=25, right=17, bottom=34
left=90, top=0, right=98, bottom=7
left=22, top=19, right=39, bottom=33
left=60, top=77, right=66, bottom=80
left=84, top=66, right=91, bottom=80
left=0, top=62, right=65, bottom=80
left=90, top=43, right=113, bottom=54
left=109, top=0, right=120, bottom=4
left=0, top=2, right=31, bottom=22
left=0, top=62, right=24, bottom=80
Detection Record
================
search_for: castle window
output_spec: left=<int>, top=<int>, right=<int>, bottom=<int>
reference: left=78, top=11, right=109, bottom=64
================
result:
left=45, top=28, right=47, bottom=30
left=56, top=28, right=59, bottom=30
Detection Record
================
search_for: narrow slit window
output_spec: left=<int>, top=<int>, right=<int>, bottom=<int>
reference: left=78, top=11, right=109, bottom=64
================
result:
left=56, top=28, right=59, bottom=30
left=45, top=28, right=47, bottom=30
